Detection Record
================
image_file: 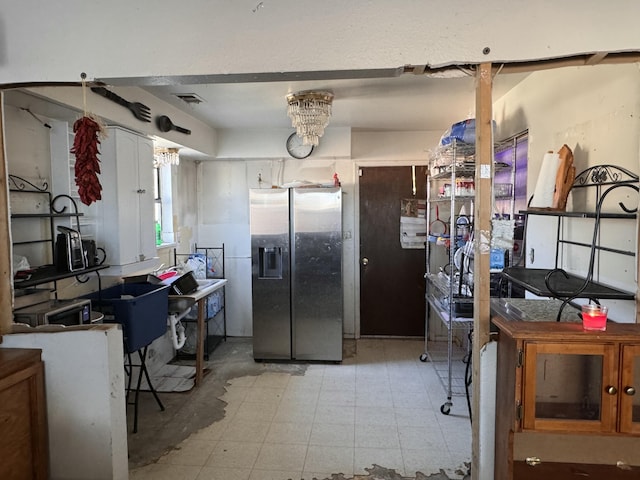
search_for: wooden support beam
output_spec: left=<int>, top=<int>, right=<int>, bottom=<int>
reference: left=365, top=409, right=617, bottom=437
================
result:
left=471, top=62, right=493, bottom=479
left=0, top=92, right=13, bottom=337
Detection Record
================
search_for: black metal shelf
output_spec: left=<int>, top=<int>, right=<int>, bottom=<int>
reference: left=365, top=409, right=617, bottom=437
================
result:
left=9, top=174, right=105, bottom=294
left=13, top=264, right=110, bottom=289
left=501, top=267, right=635, bottom=301
left=502, top=164, right=639, bottom=319
left=519, top=209, right=636, bottom=220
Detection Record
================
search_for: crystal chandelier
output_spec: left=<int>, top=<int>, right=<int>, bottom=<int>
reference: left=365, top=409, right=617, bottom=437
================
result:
left=286, top=91, right=334, bottom=146
left=154, top=147, right=180, bottom=167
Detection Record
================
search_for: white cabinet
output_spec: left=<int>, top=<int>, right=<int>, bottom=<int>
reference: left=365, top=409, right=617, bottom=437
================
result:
left=99, top=127, right=157, bottom=271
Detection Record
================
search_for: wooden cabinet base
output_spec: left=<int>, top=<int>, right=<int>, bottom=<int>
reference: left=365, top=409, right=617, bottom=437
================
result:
left=514, top=461, right=640, bottom=479
left=0, top=348, right=48, bottom=480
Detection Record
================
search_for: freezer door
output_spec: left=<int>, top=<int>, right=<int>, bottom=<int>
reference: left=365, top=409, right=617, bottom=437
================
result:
left=292, top=188, right=343, bottom=361
left=250, top=189, right=291, bottom=359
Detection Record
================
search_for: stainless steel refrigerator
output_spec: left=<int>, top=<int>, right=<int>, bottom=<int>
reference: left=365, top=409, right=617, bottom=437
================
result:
left=250, top=187, right=343, bottom=361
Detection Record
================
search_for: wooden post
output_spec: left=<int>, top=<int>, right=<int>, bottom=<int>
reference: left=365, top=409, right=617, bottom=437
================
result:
left=0, top=92, right=13, bottom=337
left=472, top=62, right=493, bottom=479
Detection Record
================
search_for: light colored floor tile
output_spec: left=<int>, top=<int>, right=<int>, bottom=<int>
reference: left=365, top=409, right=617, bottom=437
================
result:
left=223, top=419, right=271, bottom=443
left=320, top=376, right=356, bottom=390
left=129, top=463, right=202, bottom=480
left=265, top=422, right=313, bottom=445
left=220, top=385, right=252, bottom=404
left=253, top=372, right=291, bottom=389
left=391, top=390, right=431, bottom=409
left=354, top=424, right=400, bottom=449
left=196, top=466, right=251, bottom=480
left=314, top=404, right=355, bottom=425
left=253, top=443, right=308, bottom=471
left=206, top=441, right=262, bottom=469
left=281, top=388, right=321, bottom=404
left=355, top=406, right=396, bottom=426
left=317, top=387, right=356, bottom=407
left=130, top=339, right=473, bottom=479
left=273, top=400, right=317, bottom=424
left=309, top=422, right=355, bottom=447
left=248, top=469, right=303, bottom=480
left=354, top=447, right=405, bottom=476
left=398, top=425, right=445, bottom=450
left=355, top=389, right=393, bottom=407
left=394, top=407, right=440, bottom=428
left=235, top=402, right=278, bottom=422
left=304, top=445, right=354, bottom=476
left=157, top=439, right=217, bottom=466
left=402, top=447, right=454, bottom=478
left=286, top=375, right=323, bottom=390
left=244, top=387, right=286, bottom=404
left=302, top=472, right=332, bottom=480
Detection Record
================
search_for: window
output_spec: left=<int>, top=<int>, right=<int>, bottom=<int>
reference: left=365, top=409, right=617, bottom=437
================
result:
left=153, top=164, right=174, bottom=246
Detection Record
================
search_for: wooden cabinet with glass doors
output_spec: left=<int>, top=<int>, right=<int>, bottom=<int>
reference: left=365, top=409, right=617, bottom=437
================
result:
left=493, top=316, right=640, bottom=479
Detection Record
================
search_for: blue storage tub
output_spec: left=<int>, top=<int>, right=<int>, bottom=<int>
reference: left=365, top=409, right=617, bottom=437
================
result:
left=85, top=283, right=170, bottom=353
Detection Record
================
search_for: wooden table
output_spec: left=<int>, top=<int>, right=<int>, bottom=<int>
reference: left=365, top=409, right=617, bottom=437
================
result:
left=177, top=279, right=227, bottom=386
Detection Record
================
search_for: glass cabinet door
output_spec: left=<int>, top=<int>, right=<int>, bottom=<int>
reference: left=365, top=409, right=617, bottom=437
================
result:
left=522, top=342, right=617, bottom=433
left=619, top=345, right=640, bottom=434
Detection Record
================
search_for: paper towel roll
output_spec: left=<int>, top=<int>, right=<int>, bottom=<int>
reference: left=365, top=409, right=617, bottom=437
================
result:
left=530, top=151, right=560, bottom=208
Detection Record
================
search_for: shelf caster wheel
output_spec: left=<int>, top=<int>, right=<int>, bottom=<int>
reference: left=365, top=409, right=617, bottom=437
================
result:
left=440, top=402, right=452, bottom=415
left=419, top=353, right=428, bottom=362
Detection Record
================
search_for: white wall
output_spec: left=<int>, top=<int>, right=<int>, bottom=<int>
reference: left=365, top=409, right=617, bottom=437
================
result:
left=494, top=63, right=640, bottom=322
left=2, top=1, right=640, bottom=84
left=193, top=131, right=440, bottom=338
left=1, top=326, right=128, bottom=480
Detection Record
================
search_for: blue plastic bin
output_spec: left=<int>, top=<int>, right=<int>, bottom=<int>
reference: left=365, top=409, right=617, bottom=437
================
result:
left=85, top=283, right=170, bottom=353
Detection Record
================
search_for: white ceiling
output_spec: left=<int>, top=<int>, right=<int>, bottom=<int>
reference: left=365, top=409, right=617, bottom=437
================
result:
left=141, top=70, right=529, bottom=134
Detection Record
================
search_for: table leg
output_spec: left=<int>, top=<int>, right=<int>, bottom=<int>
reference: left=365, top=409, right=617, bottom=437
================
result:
left=195, top=297, right=206, bottom=386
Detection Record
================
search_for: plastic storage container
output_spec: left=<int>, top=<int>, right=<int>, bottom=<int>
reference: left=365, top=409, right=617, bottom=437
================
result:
left=84, top=283, right=170, bottom=353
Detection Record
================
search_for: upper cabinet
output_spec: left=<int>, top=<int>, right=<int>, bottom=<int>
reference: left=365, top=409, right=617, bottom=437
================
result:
left=99, top=126, right=157, bottom=273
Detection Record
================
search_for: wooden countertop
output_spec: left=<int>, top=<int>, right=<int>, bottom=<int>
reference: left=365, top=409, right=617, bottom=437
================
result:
left=492, top=315, right=640, bottom=342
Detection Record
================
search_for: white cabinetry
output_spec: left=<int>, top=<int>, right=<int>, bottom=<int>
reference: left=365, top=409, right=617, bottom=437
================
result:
left=99, top=127, right=157, bottom=273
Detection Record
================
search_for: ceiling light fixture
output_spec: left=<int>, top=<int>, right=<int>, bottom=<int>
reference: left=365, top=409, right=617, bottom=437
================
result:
left=154, top=147, right=180, bottom=167
left=286, top=90, right=334, bottom=146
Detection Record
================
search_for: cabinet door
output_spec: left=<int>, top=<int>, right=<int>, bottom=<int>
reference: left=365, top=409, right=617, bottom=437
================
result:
left=114, top=130, right=142, bottom=264
left=101, top=128, right=157, bottom=266
left=619, top=344, right=640, bottom=434
left=135, top=136, right=156, bottom=262
left=523, top=342, right=618, bottom=433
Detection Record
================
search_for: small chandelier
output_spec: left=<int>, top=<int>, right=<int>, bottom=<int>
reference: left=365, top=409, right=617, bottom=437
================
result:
left=286, top=90, right=334, bottom=146
left=154, top=147, right=180, bottom=167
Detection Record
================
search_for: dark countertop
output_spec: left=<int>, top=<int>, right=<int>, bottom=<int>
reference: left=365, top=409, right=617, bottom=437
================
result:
left=490, top=297, right=581, bottom=323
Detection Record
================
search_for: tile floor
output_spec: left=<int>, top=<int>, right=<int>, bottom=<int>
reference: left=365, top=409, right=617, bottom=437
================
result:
left=129, top=338, right=471, bottom=480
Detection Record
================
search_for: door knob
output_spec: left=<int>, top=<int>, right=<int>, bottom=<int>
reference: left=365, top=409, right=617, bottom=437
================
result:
left=624, top=386, right=636, bottom=396
left=606, top=385, right=618, bottom=395
left=361, top=257, right=369, bottom=266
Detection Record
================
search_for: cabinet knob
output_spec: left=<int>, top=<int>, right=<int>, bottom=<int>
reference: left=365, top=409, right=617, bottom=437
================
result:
left=624, top=386, right=636, bottom=396
left=137, top=188, right=146, bottom=194
left=361, top=257, right=369, bottom=266
left=606, top=385, right=618, bottom=395
left=525, top=457, right=541, bottom=466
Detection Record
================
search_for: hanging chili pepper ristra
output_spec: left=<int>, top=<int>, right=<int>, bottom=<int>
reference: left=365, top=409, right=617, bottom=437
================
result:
left=70, top=72, right=105, bottom=206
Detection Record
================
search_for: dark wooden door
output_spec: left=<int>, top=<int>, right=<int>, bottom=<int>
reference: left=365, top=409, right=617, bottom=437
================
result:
left=359, top=166, right=427, bottom=336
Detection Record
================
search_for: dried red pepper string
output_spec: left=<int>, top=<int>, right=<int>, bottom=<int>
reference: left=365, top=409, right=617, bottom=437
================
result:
left=71, top=115, right=104, bottom=205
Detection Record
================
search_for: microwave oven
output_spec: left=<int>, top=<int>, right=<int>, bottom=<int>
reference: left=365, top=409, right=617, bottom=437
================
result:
left=14, top=298, right=92, bottom=327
